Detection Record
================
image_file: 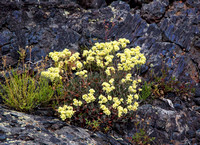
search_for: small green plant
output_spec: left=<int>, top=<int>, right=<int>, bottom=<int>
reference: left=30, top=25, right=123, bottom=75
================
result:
left=126, top=120, right=155, bottom=145
left=149, top=66, right=195, bottom=98
left=140, top=81, right=152, bottom=101
left=0, top=47, right=55, bottom=112
left=85, top=119, right=101, bottom=131
left=0, top=70, right=54, bottom=112
left=131, top=128, right=155, bottom=145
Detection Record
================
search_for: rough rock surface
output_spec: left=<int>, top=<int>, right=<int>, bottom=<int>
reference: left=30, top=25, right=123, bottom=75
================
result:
left=135, top=104, right=200, bottom=144
left=0, top=0, right=199, bottom=83
left=0, top=105, right=130, bottom=145
left=0, top=0, right=200, bottom=144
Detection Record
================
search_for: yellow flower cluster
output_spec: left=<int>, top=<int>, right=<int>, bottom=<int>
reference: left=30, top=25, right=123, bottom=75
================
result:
left=73, top=99, right=82, bottom=107
left=102, top=79, right=115, bottom=94
left=128, top=79, right=141, bottom=93
left=112, top=97, right=122, bottom=109
left=117, top=46, right=146, bottom=71
left=82, top=89, right=96, bottom=103
left=98, top=94, right=112, bottom=104
left=49, top=49, right=71, bottom=62
left=82, top=38, right=131, bottom=69
left=75, top=70, right=87, bottom=78
left=41, top=67, right=61, bottom=82
left=126, top=94, right=133, bottom=104
left=117, top=106, right=128, bottom=117
left=58, top=105, right=75, bottom=120
left=51, top=38, right=147, bottom=121
left=126, top=94, right=139, bottom=104
left=100, top=104, right=111, bottom=116
left=105, top=67, right=115, bottom=76
left=76, top=61, right=83, bottom=70
left=121, top=73, right=132, bottom=83
left=68, top=52, right=80, bottom=63
left=42, top=47, right=87, bottom=82
left=127, top=102, right=139, bottom=111
left=98, top=94, right=108, bottom=104
left=105, top=55, right=114, bottom=66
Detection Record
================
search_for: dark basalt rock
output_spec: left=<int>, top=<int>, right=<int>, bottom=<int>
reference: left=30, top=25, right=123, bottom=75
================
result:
left=141, top=0, right=169, bottom=23
left=194, top=98, right=200, bottom=106
left=194, top=85, right=200, bottom=98
left=0, top=106, right=130, bottom=145
left=0, top=0, right=200, bottom=144
left=77, top=0, right=107, bottom=9
left=106, top=0, right=153, bottom=7
left=133, top=104, right=200, bottom=144
left=186, top=0, right=200, bottom=9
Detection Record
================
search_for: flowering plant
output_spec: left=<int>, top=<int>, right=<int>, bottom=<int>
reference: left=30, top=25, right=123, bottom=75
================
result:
left=41, top=38, right=146, bottom=131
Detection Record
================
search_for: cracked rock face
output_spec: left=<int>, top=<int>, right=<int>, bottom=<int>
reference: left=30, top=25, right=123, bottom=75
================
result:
left=0, top=0, right=200, bottom=144
left=0, top=106, right=130, bottom=144
left=134, top=104, right=200, bottom=144
left=0, top=0, right=199, bottom=84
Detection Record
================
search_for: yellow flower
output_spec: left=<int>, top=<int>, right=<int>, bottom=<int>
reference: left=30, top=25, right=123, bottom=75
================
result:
left=72, top=67, right=76, bottom=70
left=58, top=105, right=75, bottom=120
left=127, top=98, right=132, bottom=104
left=104, top=109, right=111, bottom=116
left=73, top=99, right=82, bottom=106
left=99, top=94, right=104, bottom=100
left=89, top=89, right=95, bottom=94
left=123, top=108, right=128, bottom=114
left=69, top=56, right=76, bottom=62
left=121, top=79, right=126, bottom=83
left=76, top=61, right=83, bottom=69
left=100, top=104, right=106, bottom=110
left=101, top=96, right=108, bottom=103
left=109, top=78, right=114, bottom=84
left=105, top=69, right=111, bottom=76
left=134, top=102, right=139, bottom=108
left=134, top=94, right=139, bottom=100
left=113, top=103, right=118, bottom=109
left=107, top=95, right=112, bottom=101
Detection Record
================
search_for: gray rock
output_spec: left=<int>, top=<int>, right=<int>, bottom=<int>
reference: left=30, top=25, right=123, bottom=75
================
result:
left=196, top=129, right=200, bottom=141
left=186, top=0, right=200, bottom=9
left=0, top=134, right=6, bottom=142
left=194, top=85, right=200, bottom=98
left=77, top=0, right=107, bottom=9
left=141, top=0, right=168, bottom=23
left=194, top=98, right=200, bottom=106
left=0, top=106, right=130, bottom=144
left=130, top=104, right=200, bottom=144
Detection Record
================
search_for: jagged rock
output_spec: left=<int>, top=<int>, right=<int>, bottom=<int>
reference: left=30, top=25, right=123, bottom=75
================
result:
left=141, top=0, right=169, bottom=23
left=0, top=0, right=199, bottom=84
left=77, top=0, right=107, bottom=9
left=0, top=106, right=130, bottom=144
left=186, top=0, right=200, bottom=9
left=194, top=85, right=200, bottom=98
left=131, top=104, right=200, bottom=144
left=0, top=0, right=200, bottom=144
left=194, top=98, right=200, bottom=106
left=196, top=129, right=200, bottom=141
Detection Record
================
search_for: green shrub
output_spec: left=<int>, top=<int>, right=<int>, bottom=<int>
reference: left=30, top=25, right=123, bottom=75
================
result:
left=140, top=81, right=152, bottom=101
left=0, top=70, right=54, bottom=112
